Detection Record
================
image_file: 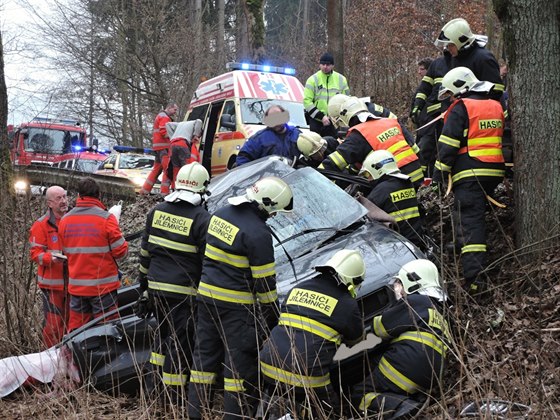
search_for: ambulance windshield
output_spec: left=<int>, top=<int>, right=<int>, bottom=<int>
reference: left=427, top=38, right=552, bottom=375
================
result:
left=241, top=99, right=309, bottom=128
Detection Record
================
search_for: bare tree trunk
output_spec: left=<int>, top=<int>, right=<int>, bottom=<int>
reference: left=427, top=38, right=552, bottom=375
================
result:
left=302, top=0, right=309, bottom=43
left=217, top=0, right=226, bottom=67
left=241, top=0, right=265, bottom=63
left=327, top=0, right=344, bottom=73
left=493, top=0, right=560, bottom=255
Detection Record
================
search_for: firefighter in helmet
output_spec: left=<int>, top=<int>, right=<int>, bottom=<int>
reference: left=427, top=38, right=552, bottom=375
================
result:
left=260, top=249, right=365, bottom=417
left=359, top=149, right=425, bottom=250
left=433, top=67, right=505, bottom=295
left=136, top=162, right=211, bottom=407
left=320, top=95, right=424, bottom=189
left=434, top=18, right=504, bottom=100
left=352, top=259, right=451, bottom=417
left=188, top=177, right=293, bottom=420
left=295, top=131, right=339, bottom=168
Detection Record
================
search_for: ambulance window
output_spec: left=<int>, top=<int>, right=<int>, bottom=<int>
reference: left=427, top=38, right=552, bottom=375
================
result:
left=219, top=101, right=236, bottom=132
left=188, top=105, right=209, bottom=122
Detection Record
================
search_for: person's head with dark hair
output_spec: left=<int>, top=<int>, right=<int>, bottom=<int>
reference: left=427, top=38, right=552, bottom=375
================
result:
left=417, top=58, right=432, bottom=78
left=78, top=177, right=100, bottom=199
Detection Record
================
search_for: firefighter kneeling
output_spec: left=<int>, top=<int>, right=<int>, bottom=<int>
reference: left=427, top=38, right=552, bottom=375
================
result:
left=259, top=249, right=365, bottom=418
left=351, top=259, right=451, bottom=417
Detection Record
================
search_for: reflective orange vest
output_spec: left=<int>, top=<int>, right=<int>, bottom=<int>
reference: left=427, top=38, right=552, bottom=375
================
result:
left=152, top=111, right=173, bottom=151
left=349, top=118, right=419, bottom=168
left=29, top=210, right=66, bottom=290
left=447, top=98, right=504, bottom=163
left=59, top=197, right=128, bottom=297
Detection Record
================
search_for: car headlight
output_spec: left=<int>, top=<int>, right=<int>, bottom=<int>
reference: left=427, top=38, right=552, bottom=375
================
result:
left=14, top=179, right=28, bottom=193
left=132, top=177, right=145, bottom=186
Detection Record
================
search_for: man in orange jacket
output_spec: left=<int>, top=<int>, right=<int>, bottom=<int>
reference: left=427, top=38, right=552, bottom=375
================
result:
left=59, top=178, right=129, bottom=331
left=141, top=102, right=179, bottom=195
left=29, top=185, right=69, bottom=348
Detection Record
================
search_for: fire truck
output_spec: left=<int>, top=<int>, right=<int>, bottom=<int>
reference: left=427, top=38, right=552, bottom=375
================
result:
left=8, top=117, right=89, bottom=166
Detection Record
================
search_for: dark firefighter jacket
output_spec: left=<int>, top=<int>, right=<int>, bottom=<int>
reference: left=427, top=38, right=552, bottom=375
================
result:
left=372, top=293, right=451, bottom=394
left=452, top=43, right=504, bottom=101
left=410, top=52, right=452, bottom=125
left=197, top=203, right=279, bottom=313
left=260, top=274, right=362, bottom=388
left=139, top=200, right=211, bottom=299
left=433, top=94, right=505, bottom=187
left=366, top=175, right=424, bottom=248
left=320, top=118, right=423, bottom=186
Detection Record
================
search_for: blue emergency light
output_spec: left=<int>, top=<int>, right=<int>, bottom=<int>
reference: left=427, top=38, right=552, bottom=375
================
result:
left=72, top=145, right=82, bottom=152
left=113, top=145, right=155, bottom=154
left=226, top=62, right=296, bottom=76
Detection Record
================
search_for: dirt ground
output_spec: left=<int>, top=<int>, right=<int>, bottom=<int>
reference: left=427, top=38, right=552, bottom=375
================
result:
left=0, top=180, right=558, bottom=419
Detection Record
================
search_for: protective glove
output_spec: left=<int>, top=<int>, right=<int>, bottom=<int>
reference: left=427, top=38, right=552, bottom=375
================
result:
left=133, top=290, right=154, bottom=319
left=410, top=107, right=420, bottom=126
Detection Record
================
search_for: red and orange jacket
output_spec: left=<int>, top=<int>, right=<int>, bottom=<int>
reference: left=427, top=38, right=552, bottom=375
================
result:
left=152, top=111, right=174, bottom=151
left=59, top=197, right=128, bottom=297
left=29, top=209, right=66, bottom=291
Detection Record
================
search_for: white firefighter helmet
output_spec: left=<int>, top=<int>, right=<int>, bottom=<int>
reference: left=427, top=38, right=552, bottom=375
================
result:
left=327, top=94, right=351, bottom=125
left=394, top=259, right=446, bottom=300
left=175, top=162, right=209, bottom=193
left=315, top=249, right=366, bottom=298
left=359, top=149, right=410, bottom=181
left=336, top=96, right=378, bottom=128
left=434, top=18, right=476, bottom=50
left=438, top=67, right=480, bottom=101
left=297, top=131, right=327, bottom=158
left=229, top=176, right=293, bottom=215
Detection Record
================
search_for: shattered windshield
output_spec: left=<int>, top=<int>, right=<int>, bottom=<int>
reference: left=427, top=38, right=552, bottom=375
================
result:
left=269, top=168, right=367, bottom=262
left=207, top=157, right=367, bottom=263
left=119, top=154, right=154, bottom=169
left=25, top=128, right=84, bottom=155
left=240, top=99, right=309, bottom=128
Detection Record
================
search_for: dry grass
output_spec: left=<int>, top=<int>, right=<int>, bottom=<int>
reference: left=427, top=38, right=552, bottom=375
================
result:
left=0, top=187, right=558, bottom=419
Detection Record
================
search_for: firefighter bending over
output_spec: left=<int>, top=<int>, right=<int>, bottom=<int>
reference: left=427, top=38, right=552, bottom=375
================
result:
left=135, top=162, right=211, bottom=407
left=352, top=259, right=451, bottom=417
left=359, top=150, right=425, bottom=250
left=188, top=177, right=294, bottom=420
left=321, top=95, right=424, bottom=189
left=260, top=249, right=364, bottom=418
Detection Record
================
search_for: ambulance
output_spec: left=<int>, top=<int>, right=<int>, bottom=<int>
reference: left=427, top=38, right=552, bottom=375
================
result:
left=184, top=62, right=309, bottom=176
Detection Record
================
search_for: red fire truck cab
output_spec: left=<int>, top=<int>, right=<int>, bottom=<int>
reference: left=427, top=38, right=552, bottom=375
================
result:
left=8, top=117, right=88, bottom=166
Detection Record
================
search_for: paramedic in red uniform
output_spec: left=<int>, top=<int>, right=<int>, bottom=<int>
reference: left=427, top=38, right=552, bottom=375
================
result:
left=29, top=185, right=69, bottom=348
left=141, top=102, right=178, bottom=195
left=59, top=178, right=128, bottom=331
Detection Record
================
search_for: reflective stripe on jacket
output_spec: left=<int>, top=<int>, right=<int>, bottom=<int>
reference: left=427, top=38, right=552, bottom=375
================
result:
left=452, top=98, right=504, bottom=163
left=59, top=197, right=128, bottom=297
left=152, top=111, right=173, bottom=150
left=350, top=118, right=420, bottom=168
left=29, top=209, right=66, bottom=290
left=140, top=200, right=210, bottom=299
left=197, top=203, right=277, bottom=309
left=303, top=70, right=349, bottom=120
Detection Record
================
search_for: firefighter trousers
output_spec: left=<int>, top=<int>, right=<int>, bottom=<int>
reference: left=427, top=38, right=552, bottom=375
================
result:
left=150, top=295, right=196, bottom=404
left=188, top=302, right=260, bottom=420
left=453, top=180, right=499, bottom=287
left=416, top=119, right=442, bottom=178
